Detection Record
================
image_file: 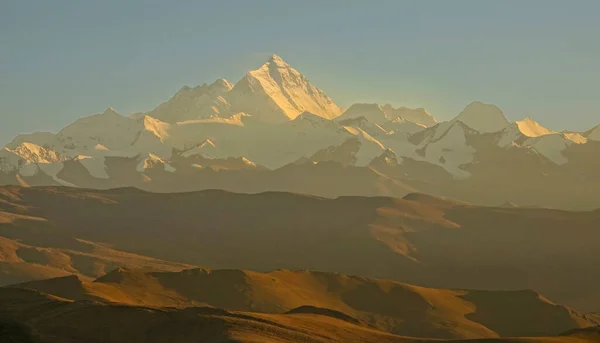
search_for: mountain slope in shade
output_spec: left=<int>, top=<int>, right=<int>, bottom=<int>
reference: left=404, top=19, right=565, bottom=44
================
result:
left=336, top=103, right=389, bottom=124
left=56, top=107, right=143, bottom=152
left=452, top=101, right=510, bottom=133
left=381, top=104, right=437, bottom=127
left=1, top=186, right=600, bottom=313
left=381, top=116, right=427, bottom=134
left=9, top=268, right=599, bottom=339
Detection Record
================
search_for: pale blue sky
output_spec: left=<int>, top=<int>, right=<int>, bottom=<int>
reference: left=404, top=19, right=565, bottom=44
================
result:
left=1, top=0, right=599, bottom=145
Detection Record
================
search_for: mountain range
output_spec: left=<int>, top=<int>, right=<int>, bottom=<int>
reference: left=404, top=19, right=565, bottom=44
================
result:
left=3, top=55, right=600, bottom=209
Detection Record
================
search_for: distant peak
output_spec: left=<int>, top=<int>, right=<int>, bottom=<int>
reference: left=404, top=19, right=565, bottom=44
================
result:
left=453, top=101, right=509, bottom=133
left=102, top=107, right=119, bottom=116
left=383, top=104, right=429, bottom=114
left=290, top=112, right=336, bottom=126
left=209, top=78, right=233, bottom=90
left=212, top=78, right=229, bottom=85
left=462, top=101, right=499, bottom=113
left=520, top=117, right=537, bottom=123
left=343, top=103, right=385, bottom=115
left=349, top=103, right=382, bottom=109
left=336, top=103, right=387, bottom=125
left=515, top=117, right=553, bottom=137
left=269, top=53, right=284, bottom=62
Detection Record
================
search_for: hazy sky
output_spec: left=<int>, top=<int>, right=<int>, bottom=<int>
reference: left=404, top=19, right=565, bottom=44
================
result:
left=1, top=0, right=599, bottom=145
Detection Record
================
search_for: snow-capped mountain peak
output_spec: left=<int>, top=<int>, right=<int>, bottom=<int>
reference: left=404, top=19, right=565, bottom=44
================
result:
left=515, top=117, right=554, bottom=137
left=227, top=55, right=343, bottom=122
left=497, top=117, right=554, bottom=147
left=7, top=142, right=63, bottom=164
left=101, top=107, right=120, bottom=117
left=267, top=53, right=289, bottom=67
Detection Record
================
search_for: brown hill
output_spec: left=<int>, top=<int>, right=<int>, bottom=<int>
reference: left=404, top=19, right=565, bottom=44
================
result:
left=0, top=287, right=599, bottom=343
left=0, top=209, right=193, bottom=285
left=8, top=268, right=600, bottom=340
left=1, top=186, right=600, bottom=313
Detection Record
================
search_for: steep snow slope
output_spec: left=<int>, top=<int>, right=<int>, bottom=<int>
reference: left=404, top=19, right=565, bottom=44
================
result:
left=496, top=118, right=586, bottom=164
left=336, top=103, right=388, bottom=124
left=337, top=116, right=388, bottom=138
left=563, top=132, right=587, bottom=144
left=421, top=122, right=476, bottom=179
left=516, top=118, right=554, bottom=137
left=54, top=108, right=142, bottom=154
left=7, top=132, right=56, bottom=150
left=6, top=142, right=62, bottom=163
left=342, top=127, right=387, bottom=166
left=288, top=111, right=341, bottom=131
left=137, top=153, right=176, bottom=173
left=337, top=103, right=437, bottom=130
left=498, top=118, right=553, bottom=147
left=148, top=79, right=234, bottom=123
left=0, top=143, right=64, bottom=177
left=181, top=139, right=218, bottom=158
left=523, top=133, right=587, bottom=165
left=381, top=116, right=426, bottom=134
left=0, top=143, right=73, bottom=185
left=142, top=111, right=349, bottom=169
left=381, top=104, right=437, bottom=127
